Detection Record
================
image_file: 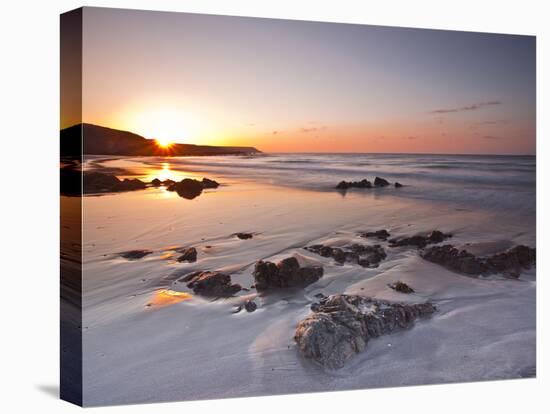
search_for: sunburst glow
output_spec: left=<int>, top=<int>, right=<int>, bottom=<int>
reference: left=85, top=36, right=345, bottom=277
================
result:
left=125, top=108, right=201, bottom=145
left=156, top=138, right=174, bottom=148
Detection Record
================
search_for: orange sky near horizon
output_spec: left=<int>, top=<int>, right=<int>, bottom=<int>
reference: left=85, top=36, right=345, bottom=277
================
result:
left=73, top=8, right=536, bottom=155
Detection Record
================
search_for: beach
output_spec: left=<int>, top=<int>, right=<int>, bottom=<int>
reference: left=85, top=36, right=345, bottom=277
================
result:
left=75, top=153, right=535, bottom=405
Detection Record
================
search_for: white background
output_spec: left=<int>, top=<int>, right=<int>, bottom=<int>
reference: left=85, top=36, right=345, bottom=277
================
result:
left=1, top=0, right=547, bottom=412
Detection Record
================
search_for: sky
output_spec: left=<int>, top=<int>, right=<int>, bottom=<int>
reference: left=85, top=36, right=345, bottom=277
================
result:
left=74, top=7, right=536, bottom=154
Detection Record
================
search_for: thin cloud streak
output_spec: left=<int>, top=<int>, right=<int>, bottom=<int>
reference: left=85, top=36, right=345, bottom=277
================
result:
left=430, top=101, right=502, bottom=114
left=300, top=126, right=327, bottom=133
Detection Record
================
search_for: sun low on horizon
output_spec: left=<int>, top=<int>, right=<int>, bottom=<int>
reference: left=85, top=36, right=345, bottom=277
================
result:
left=155, top=137, right=174, bottom=148
left=118, top=108, right=203, bottom=146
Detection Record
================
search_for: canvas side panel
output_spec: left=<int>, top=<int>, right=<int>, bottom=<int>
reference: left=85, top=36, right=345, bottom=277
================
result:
left=60, top=7, right=83, bottom=407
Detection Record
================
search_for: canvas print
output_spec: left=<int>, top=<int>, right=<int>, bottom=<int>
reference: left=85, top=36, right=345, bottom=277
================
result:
left=60, top=7, right=536, bottom=407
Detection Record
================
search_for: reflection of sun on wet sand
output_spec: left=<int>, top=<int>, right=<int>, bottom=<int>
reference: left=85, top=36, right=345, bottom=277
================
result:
left=141, top=162, right=197, bottom=184
left=148, top=289, right=193, bottom=308
left=79, top=157, right=221, bottom=199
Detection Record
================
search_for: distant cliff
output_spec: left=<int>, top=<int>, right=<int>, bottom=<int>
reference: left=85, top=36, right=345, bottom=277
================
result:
left=60, top=123, right=261, bottom=157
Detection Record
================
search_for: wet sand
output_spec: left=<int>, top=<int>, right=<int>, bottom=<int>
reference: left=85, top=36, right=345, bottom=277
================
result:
left=78, top=156, right=535, bottom=406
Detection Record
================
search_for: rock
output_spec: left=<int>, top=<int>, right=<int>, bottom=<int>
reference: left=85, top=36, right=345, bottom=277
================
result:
left=374, top=176, right=390, bottom=187
left=235, top=232, right=253, bottom=240
left=201, top=178, right=220, bottom=189
left=253, top=257, right=323, bottom=291
left=389, top=230, right=452, bottom=248
left=335, top=179, right=372, bottom=190
left=305, top=243, right=387, bottom=268
left=111, top=178, right=147, bottom=192
left=421, top=244, right=535, bottom=278
left=360, top=229, right=390, bottom=241
left=167, top=178, right=204, bottom=199
left=83, top=172, right=145, bottom=194
left=177, top=247, right=197, bottom=263
left=244, top=300, right=257, bottom=312
left=388, top=281, right=414, bottom=293
left=485, top=245, right=536, bottom=276
left=162, top=179, right=176, bottom=187
left=119, top=249, right=152, bottom=260
left=83, top=171, right=121, bottom=193
left=166, top=177, right=221, bottom=199
left=180, top=271, right=241, bottom=297
left=395, top=182, right=403, bottom=188
left=336, top=181, right=350, bottom=190
left=151, top=178, right=162, bottom=187
left=294, top=294, right=436, bottom=369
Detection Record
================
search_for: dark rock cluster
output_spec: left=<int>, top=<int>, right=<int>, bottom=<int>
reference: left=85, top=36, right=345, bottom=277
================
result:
left=335, top=176, right=399, bottom=190
left=305, top=243, right=387, bottom=268
left=336, top=179, right=372, bottom=190
left=253, top=257, right=324, bottom=291
left=179, top=271, right=241, bottom=297
left=165, top=177, right=220, bottom=199
left=294, top=294, right=436, bottom=369
left=84, top=171, right=147, bottom=194
left=420, top=244, right=535, bottom=278
left=389, top=230, right=452, bottom=248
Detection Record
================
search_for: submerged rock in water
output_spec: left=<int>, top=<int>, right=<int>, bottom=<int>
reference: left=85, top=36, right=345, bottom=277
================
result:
left=336, top=177, right=401, bottom=190
left=235, top=232, right=253, bottom=240
left=395, top=182, right=403, bottom=188
left=177, top=247, right=197, bottom=263
left=388, top=281, right=415, bottom=293
left=180, top=271, right=241, bottom=297
left=389, top=230, right=452, bottom=248
left=201, top=177, right=220, bottom=189
left=420, top=244, right=535, bottom=278
left=360, top=229, right=391, bottom=241
left=305, top=243, right=387, bottom=268
left=294, top=294, right=436, bottom=369
left=336, top=179, right=372, bottom=190
left=119, top=249, right=152, bottom=260
left=374, top=176, right=390, bottom=187
left=253, top=257, right=323, bottom=291
left=151, top=178, right=162, bottom=187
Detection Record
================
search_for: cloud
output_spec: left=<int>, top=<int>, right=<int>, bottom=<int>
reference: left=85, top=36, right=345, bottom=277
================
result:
left=430, top=101, right=502, bottom=114
left=300, top=126, right=326, bottom=133
left=475, top=119, right=509, bottom=125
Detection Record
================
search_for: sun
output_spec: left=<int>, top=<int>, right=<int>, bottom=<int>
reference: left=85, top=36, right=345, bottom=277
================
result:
left=156, top=138, right=174, bottom=148
left=124, top=108, right=201, bottom=145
